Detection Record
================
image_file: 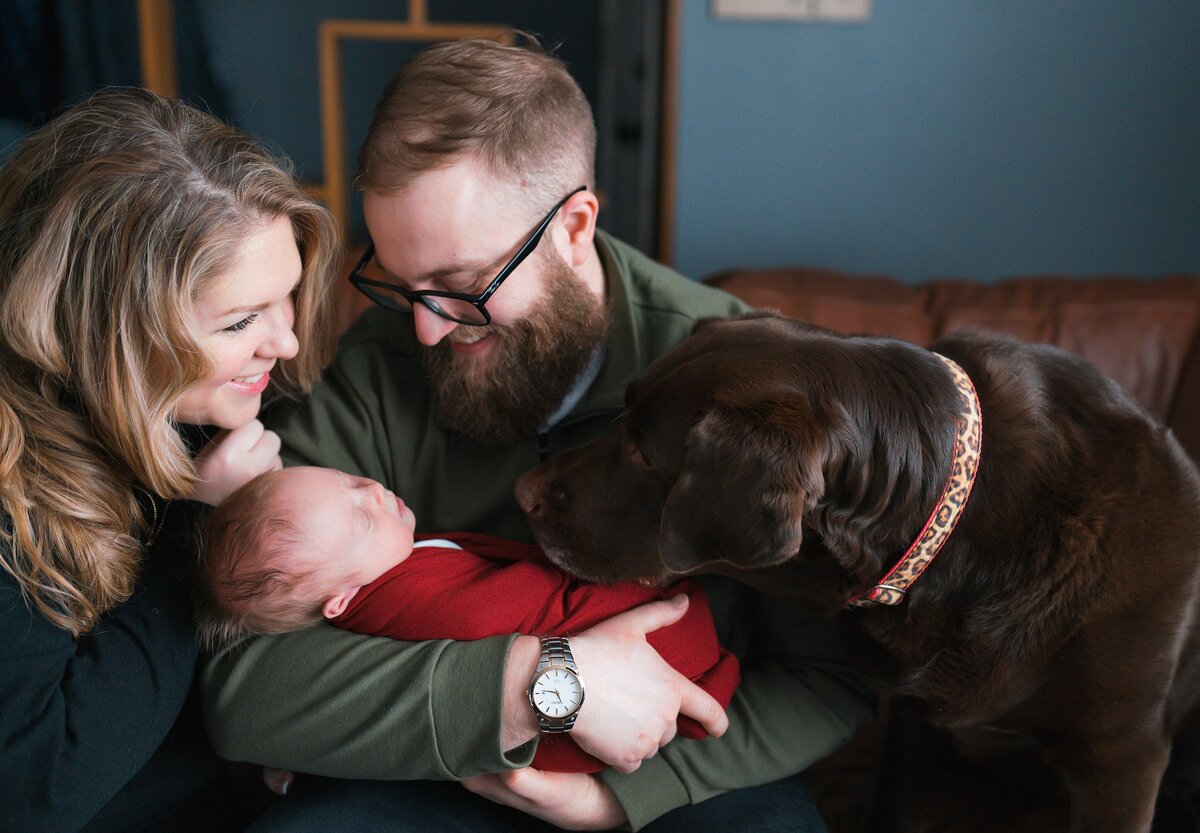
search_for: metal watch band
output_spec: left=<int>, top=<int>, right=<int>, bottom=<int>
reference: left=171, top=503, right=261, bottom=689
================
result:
left=531, top=636, right=581, bottom=733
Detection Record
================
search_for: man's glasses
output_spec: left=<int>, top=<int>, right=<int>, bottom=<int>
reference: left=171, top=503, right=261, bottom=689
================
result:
left=349, top=185, right=587, bottom=326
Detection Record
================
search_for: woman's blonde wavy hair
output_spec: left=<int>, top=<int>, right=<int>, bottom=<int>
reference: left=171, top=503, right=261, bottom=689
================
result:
left=0, top=88, right=339, bottom=636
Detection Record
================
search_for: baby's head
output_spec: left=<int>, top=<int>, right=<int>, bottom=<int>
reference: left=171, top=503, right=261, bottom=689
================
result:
left=196, top=466, right=417, bottom=648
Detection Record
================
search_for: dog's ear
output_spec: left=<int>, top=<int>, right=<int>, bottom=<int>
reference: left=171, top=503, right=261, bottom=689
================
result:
left=659, top=393, right=827, bottom=575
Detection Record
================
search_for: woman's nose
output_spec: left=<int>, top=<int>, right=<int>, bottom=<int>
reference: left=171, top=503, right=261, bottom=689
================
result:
left=259, top=304, right=300, bottom=360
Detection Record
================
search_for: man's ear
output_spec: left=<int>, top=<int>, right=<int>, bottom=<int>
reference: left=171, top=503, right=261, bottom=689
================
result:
left=559, top=188, right=599, bottom=267
left=322, top=587, right=360, bottom=620
left=659, top=394, right=827, bottom=576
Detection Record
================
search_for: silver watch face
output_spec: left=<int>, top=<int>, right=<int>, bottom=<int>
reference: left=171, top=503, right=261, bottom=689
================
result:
left=531, top=667, right=583, bottom=719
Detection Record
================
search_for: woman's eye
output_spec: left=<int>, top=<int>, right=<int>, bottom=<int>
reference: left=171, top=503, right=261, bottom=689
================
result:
left=222, top=313, right=258, bottom=333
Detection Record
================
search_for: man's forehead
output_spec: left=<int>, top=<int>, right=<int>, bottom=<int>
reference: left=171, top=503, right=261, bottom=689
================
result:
left=366, top=160, right=512, bottom=228
left=364, top=189, right=525, bottom=279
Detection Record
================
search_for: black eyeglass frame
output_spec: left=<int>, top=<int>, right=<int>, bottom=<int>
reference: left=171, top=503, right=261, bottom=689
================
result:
left=348, top=185, right=588, bottom=326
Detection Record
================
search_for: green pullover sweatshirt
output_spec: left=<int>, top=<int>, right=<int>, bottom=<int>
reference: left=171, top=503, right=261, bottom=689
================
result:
left=199, top=231, right=874, bottom=830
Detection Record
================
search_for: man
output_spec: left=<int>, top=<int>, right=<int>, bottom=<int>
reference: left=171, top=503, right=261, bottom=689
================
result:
left=200, top=36, right=873, bottom=832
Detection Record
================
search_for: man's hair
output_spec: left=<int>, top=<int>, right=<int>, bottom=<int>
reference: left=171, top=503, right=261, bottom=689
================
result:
left=194, top=470, right=324, bottom=649
left=356, top=34, right=596, bottom=217
left=0, top=87, right=338, bottom=636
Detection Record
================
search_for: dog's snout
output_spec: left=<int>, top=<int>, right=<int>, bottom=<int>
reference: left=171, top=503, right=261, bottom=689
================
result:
left=514, top=471, right=542, bottom=515
left=516, top=470, right=574, bottom=519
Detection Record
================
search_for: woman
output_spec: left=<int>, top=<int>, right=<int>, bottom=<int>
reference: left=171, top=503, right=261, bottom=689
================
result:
left=0, top=88, right=338, bottom=832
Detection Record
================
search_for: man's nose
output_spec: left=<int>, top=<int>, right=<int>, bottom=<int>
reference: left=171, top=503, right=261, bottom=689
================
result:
left=412, top=303, right=458, bottom=346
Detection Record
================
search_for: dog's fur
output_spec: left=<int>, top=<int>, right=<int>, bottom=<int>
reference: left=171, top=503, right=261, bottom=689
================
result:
left=516, top=312, right=1200, bottom=833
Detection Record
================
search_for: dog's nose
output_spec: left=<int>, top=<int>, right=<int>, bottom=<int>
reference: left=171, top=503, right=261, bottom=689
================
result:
left=514, top=472, right=541, bottom=515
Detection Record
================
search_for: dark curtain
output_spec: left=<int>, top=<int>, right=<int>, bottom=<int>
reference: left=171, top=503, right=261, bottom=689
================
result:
left=0, top=0, right=65, bottom=122
left=1, top=0, right=142, bottom=127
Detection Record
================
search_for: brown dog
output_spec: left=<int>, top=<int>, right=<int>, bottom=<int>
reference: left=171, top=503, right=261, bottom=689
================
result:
left=516, top=312, right=1200, bottom=833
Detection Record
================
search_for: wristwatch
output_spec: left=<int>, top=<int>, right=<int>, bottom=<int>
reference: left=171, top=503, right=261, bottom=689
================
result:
left=528, top=636, right=585, bottom=733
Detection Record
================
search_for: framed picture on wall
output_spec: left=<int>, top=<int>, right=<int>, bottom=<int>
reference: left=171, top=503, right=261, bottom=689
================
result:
left=711, top=0, right=870, bottom=23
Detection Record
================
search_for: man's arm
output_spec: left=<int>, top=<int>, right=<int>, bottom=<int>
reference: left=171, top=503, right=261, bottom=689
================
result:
left=199, top=597, right=726, bottom=779
left=200, top=627, right=536, bottom=778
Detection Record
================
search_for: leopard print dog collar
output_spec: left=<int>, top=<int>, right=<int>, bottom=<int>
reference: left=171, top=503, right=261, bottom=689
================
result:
left=849, top=353, right=983, bottom=608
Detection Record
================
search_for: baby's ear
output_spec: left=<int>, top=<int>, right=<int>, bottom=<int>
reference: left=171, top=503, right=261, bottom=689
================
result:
left=322, top=588, right=359, bottom=620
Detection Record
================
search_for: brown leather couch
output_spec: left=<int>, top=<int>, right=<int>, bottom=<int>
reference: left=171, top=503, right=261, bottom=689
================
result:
left=706, top=267, right=1200, bottom=465
left=704, top=265, right=1200, bottom=832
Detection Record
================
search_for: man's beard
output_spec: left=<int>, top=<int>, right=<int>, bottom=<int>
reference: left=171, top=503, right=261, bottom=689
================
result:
left=421, top=250, right=609, bottom=446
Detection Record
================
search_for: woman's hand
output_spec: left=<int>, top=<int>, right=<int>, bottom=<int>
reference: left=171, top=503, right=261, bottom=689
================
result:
left=188, top=419, right=283, bottom=506
left=462, top=768, right=627, bottom=831
left=566, top=594, right=729, bottom=773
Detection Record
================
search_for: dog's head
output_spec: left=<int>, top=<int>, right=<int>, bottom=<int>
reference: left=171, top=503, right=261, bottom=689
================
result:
left=517, top=313, right=860, bottom=606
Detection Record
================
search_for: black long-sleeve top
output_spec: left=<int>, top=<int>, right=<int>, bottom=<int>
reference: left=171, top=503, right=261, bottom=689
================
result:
left=0, top=491, right=228, bottom=833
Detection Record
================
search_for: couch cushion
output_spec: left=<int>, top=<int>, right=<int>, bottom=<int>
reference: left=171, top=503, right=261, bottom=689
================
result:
left=938, top=305, right=1055, bottom=346
left=1057, top=299, right=1199, bottom=420
left=926, top=277, right=1200, bottom=419
left=705, top=268, right=934, bottom=345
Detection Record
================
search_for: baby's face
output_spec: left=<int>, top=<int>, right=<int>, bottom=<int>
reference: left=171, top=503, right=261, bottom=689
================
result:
left=279, top=466, right=418, bottom=597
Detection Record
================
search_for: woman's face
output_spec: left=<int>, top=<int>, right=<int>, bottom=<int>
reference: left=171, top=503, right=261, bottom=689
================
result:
left=175, top=215, right=303, bottom=429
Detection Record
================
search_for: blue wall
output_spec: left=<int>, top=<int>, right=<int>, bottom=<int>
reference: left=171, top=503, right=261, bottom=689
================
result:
left=672, top=1, right=1200, bottom=282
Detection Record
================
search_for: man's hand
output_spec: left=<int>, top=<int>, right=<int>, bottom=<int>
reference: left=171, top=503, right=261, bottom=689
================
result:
left=568, top=594, right=729, bottom=773
left=462, top=768, right=626, bottom=831
left=188, top=419, right=283, bottom=505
